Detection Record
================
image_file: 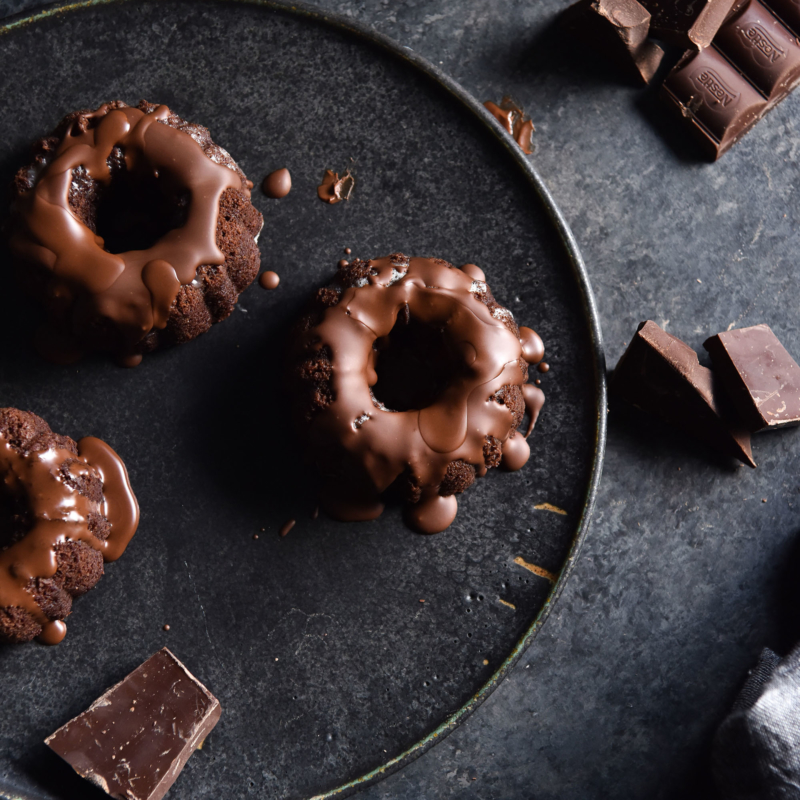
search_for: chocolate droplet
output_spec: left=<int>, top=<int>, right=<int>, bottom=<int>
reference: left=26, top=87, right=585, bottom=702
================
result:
left=519, top=327, right=545, bottom=364
left=537, top=361, right=550, bottom=374
left=262, top=168, right=292, bottom=199
left=259, top=271, right=280, bottom=290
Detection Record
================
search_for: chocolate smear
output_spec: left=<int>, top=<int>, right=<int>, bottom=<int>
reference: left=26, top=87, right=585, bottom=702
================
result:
left=483, top=97, right=535, bottom=153
left=317, top=169, right=355, bottom=204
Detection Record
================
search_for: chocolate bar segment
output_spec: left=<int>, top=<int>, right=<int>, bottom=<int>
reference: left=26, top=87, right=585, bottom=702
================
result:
left=715, top=0, right=800, bottom=100
left=612, top=321, right=755, bottom=466
left=661, top=46, right=767, bottom=158
left=46, top=648, right=221, bottom=800
left=563, top=0, right=665, bottom=84
left=704, top=324, right=800, bottom=430
left=640, top=0, right=739, bottom=48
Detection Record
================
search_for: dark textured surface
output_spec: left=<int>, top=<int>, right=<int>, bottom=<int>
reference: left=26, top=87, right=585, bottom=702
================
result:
left=2, top=1, right=799, bottom=799
left=0, top=3, right=600, bottom=800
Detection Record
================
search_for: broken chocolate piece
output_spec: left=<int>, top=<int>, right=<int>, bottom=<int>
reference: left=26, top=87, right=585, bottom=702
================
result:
left=640, top=0, right=738, bottom=48
left=46, top=648, right=221, bottom=800
left=661, top=0, right=800, bottom=158
left=483, top=97, right=535, bottom=153
left=704, top=324, right=800, bottom=431
left=612, top=321, right=755, bottom=466
left=562, top=0, right=666, bottom=84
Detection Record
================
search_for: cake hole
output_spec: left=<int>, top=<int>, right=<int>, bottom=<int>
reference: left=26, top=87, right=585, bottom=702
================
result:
left=372, top=316, right=469, bottom=412
left=84, top=153, right=189, bottom=254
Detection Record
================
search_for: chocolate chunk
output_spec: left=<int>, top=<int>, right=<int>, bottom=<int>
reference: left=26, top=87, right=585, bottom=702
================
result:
left=612, top=321, right=755, bottom=466
left=704, top=324, right=800, bottom=431
left=46, top=648, right=221, bottom=800
left=661, top=46, right=767, bottom=159
left=661, top=1, right=800, bottom=158
left=483, top=97, right=535, bottom=152
left=640, top=0, right=738, bottom=48
left=563, top=0, right=666, bottom=84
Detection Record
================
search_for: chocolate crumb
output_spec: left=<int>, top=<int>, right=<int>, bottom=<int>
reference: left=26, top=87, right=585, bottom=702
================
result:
left=317, top=169, right=355, bottom=204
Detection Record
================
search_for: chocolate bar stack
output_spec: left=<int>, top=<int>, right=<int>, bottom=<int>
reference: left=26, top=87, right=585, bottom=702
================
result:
left=564, top=0, right=800, bottom=158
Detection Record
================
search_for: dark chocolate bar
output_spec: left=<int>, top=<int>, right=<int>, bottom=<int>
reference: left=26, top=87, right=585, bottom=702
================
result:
left=661, top=0, right=800, bottom=158
left=563, top=0, right=665, bottom=84
left=768, top=0, right=800, bottom=32
left=612, top=321, right=756, bottom=466
left=640, top=0, right=738, bottom=48
left=704, top=324, right=800, bottom=430
left=46, top=648, right=221, bottom=800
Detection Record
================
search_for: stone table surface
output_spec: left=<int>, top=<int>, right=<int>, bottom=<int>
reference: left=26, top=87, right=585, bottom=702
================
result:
left=3, top=1, right=800, bottom=799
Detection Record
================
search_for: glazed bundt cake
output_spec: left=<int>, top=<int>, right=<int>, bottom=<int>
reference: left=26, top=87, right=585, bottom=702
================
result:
left=0, top=408, right=138, bottom=644
left=287, top=253, right=547, bottom=534
left=8, top=100, right=263, bottom=366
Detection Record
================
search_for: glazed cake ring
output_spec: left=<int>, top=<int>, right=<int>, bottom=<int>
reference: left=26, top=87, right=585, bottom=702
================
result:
left=289, top=253, right=546, bottom=534
left=8, top=100, right=263, bottom=365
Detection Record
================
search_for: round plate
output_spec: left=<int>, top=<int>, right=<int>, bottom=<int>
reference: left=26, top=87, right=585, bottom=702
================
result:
left=0, top=2, right=605, bottom=798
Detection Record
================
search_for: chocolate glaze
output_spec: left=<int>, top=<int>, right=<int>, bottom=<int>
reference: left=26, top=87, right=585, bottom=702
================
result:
left=338, top=259, right=350, bottom=268
left=317, top=169, right=355, bottom=204
left=483, top=98, right=535, bottom=154
left=290, top=254, right=546, bottom=534
left=262, top=167, right=292, bottom=198
left=259, top=271, right=280, bottom=290
left=0, top=412, right=139, bottom=644
left=9, top=102, right=260, bottom=361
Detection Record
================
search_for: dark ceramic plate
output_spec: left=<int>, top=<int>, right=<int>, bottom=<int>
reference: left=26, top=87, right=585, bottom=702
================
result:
left=0, top=2, right=605, bottom=798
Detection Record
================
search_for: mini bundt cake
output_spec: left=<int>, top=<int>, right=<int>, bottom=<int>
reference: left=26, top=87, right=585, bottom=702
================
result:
left=8, top=100, right=263, bottom=366
left=0, top=408, right=139, bottom=644
left=287, top=254, right=547, bottom=534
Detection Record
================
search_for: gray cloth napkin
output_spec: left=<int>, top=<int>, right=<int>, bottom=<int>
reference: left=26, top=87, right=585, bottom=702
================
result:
left=713, top=645, right=800, bottom=799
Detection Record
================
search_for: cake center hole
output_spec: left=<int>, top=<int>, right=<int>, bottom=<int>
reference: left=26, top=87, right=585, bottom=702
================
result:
left=372, top=314, right=468, bottom=412
left=88, top=156, right=189, bottom=254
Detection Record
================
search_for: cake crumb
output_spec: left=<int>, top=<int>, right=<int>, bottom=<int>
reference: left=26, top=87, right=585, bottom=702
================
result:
left=534, top=502, right=567, bottom=515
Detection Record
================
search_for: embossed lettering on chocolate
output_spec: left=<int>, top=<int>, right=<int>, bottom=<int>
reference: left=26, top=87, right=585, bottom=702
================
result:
left=0, top=408, right=139, bottom=645
left=288, top=254, right=546, bottom=534
left=7, top=100, right=263, bottom=366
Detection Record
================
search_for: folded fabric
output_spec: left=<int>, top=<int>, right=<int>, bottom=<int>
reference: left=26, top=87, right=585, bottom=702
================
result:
left=713, top=645, right=800, bottom=799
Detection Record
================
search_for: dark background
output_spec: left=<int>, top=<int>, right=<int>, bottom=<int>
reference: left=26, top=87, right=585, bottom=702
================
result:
left=1, top=1, right=799, bottom=799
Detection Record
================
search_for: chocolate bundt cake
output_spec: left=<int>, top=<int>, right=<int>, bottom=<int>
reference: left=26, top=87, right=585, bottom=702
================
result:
left=0, top=409, right=139, bottom=644
left=288, top=254, right=547, bottom=534
left=8, top=100, right=263, bottom=366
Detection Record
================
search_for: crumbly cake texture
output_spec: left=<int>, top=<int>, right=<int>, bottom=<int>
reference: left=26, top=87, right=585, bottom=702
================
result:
left=8, top=100, right=263, bottom=362
left=288, top=254, right=546, bottom=534
left=0, top=408, right=139, bottom=644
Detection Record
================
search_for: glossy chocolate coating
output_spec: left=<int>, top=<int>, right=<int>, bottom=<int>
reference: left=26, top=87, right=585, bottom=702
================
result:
left=611, top=321, right=755, bottom=466
left=46, top=648, right=221, bottom=800
left=704, top=324, right=800, bottom=430
left=640, top=0, right=738, bottom=47
left=483, top=98, right=535, bottom=153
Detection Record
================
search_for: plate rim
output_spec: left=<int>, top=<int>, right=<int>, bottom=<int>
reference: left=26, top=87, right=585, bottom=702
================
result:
left=0, top=1, right=608, bottom=798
